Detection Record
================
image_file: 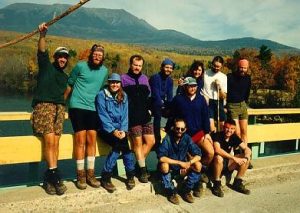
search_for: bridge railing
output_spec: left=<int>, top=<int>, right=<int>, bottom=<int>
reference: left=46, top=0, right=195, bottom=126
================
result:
left=0, top=108, right=300, bottom=187
left=1, top=109, right=300, bottom=165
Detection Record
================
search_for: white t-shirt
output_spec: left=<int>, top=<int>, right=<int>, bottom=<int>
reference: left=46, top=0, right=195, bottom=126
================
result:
left=202, top=69, right=227, bottom=100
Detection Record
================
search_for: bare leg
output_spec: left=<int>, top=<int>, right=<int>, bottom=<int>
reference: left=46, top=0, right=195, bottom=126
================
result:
left=228, top=154, right=249, bottom=178
left=74, top=130, right=87, bottom=160
left=43, top=133, right=58, bottom=168
left=131, top=136, right=144, bottom=161
left=86, top=130, right=97, bottom=156
left=197, top=138, right=214, bottom=167
left=239, top=119, right=248, bottom=144
left=142, top=134, right=155, bottom=158
left=54, top=135, right=60, bottom=161
left=213, top=155, right=223, bottom=180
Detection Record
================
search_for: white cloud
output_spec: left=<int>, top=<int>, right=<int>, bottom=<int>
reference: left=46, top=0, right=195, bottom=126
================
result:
left=1, top=0, right=300, bottom=48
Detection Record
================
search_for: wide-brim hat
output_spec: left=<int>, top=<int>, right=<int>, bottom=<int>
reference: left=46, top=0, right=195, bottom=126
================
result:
left=108, top=73, right=121, bottom=82
left=54, top=46, right=69, bottom=56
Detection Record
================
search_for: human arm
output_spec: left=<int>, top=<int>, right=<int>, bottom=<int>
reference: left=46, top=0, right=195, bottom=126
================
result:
left=64, top=85, right=72, bottom=101
left=38, top=22, right=47, bottom=53
left=159, top=156, right=193, bottom=169
left=239, top=141, right=252, bottom=162
left=119, top=93, right=129, bottom=139
left=214, top=141, right=247, bottom=165
left=215, top=79, right=227, bottom=100
left=95, top=91, right=116, bottom=133
left=245, top=76, right=251, bottom=104
left=149, top=75, right=163, bottom=106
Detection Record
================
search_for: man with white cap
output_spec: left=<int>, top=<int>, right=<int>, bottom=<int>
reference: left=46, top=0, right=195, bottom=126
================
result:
left=31, top=22, right=69, bottom=195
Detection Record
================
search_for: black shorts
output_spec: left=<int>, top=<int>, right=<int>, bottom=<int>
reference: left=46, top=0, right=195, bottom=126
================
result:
left=69, top=108, right=100, bottom=132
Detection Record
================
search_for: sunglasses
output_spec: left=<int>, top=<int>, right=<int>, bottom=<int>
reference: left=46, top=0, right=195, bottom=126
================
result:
left=175, top=127, right=186, bottom=132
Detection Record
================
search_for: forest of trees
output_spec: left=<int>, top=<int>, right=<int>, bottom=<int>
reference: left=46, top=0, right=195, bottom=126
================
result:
left=0, top=32, right=299, bottom=108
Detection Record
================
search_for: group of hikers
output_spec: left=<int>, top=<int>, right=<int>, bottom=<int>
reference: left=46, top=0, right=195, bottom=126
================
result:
left=31, top=22, right=252, bottom=204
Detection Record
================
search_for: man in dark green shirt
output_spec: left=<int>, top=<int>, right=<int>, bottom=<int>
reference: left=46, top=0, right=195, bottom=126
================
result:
left=31, top=22, right=69, bottom=195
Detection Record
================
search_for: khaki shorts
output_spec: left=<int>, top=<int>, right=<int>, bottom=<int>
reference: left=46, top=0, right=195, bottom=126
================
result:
left=31, top=103, right=65, bottom=136
left=227, top=101, right=248, bottom=120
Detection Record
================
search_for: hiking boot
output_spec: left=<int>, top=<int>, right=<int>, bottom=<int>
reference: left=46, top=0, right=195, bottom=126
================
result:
left=86, top=169, right=100, bottom=188
left=193, top=182, right=205, bottom=198
left=101, top=178, right=116, bottom=193
left=126, top=177, right=135, bottom=190
left=168, top=193, right=180, bottom=205
left=212, top=180, right=224, bottom=197
left=51, top=169, right=67, bottom=195
left=76, top=170, right=87, bottom=190
left=232, top=178, right=250, bottom=195
left=138, top=167, right=148, bottom=183
left=42, top=181, right=56, bottom=195
left=53, top=181, right=67, bottom=195
left=182, top=191, right=194, bottom=203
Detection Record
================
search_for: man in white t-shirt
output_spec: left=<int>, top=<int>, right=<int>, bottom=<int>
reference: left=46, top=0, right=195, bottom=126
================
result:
left=202, top=56, right=227, bottom=132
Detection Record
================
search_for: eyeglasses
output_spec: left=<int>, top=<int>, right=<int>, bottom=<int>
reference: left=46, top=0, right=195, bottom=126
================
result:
left=175, top=127, right=186, bottom=132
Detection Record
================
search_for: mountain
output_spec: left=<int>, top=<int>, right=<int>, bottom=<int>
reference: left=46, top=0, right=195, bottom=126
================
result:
left=0, top=3, right=299, bottom=55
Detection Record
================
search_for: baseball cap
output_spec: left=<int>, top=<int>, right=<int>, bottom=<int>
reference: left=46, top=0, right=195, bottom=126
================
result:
left=183, top=77, right=197, bottom=86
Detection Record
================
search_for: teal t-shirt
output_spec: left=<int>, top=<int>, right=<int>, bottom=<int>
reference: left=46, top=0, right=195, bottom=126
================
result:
left=32, top=51, right=68, bottom=107
left=68, top=61, right=108, bottom=111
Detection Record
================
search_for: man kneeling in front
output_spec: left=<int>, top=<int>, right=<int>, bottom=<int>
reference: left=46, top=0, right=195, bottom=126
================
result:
left=211, top=119, right=252, bottom=197
left=157, top=118, right=202, bottom=204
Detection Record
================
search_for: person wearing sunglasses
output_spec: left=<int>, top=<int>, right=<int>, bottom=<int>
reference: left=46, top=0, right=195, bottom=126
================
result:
left=166, top=76, right=212, bottom=197
left=31, top=22, right=70, bottom=195
left=64, top=44, right=108, bottom=190
left=157, top=118, right=202, bottom=204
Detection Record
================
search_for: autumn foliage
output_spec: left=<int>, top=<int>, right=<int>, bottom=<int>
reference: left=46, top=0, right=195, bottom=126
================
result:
left=0, top=31, right=299, bottom=107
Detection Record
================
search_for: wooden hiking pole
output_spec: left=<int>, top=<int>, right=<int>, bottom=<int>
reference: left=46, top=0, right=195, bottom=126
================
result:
left=0, top=0, right=91, bottom=49
left=216, top=83, right=220, bottom=132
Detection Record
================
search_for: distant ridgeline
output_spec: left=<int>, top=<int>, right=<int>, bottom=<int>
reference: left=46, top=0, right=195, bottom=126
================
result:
left=0, top=3, right=299, bottom=55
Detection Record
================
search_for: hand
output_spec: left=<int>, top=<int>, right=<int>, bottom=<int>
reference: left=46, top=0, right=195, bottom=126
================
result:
left=113, top=130, right=123, bottom=139
left=179, top=161, right=191, bottom=169
left=214, top=79, right=221, bottom=89
left=38, top=22, right=48, bottom=35
left=178, top=77, right=184, bottom=86
left=233, top=156, right=247, bottom=166
left=119, top=131, right=126, bottom=139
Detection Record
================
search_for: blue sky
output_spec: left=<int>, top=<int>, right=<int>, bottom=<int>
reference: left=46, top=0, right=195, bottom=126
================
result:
left=1, top=0, right=300, bottom=49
